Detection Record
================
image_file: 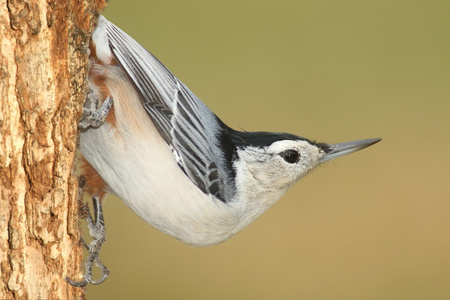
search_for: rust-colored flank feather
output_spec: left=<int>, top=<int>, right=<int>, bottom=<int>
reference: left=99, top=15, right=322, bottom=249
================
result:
left=81, top=156, right=108, bottom=201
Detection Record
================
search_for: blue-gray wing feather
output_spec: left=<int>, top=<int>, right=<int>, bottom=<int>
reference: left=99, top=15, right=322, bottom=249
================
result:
left=98, top=16, right=234, bottom=202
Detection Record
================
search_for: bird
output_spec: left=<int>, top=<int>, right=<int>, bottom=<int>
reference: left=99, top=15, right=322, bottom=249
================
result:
left=68, top=15, right=381, bottom=287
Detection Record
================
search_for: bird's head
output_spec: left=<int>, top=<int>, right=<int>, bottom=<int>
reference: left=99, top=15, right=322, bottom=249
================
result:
left=232, top=132, right=381, bottom=208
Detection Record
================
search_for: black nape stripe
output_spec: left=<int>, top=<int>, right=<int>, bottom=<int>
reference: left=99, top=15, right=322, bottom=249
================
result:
left=231, top=130, right=308, bottom=148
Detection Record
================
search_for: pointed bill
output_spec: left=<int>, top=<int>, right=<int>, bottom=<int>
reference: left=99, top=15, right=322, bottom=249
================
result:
left=320, top=138, right=381, bottom=162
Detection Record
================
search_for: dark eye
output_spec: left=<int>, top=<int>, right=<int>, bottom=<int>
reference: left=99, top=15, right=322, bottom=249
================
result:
left=280, top=149, right=300, bottom=164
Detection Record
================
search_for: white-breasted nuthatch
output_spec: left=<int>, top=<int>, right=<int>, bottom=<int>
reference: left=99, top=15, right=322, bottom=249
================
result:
left=68, top=16, right=381, bottom=286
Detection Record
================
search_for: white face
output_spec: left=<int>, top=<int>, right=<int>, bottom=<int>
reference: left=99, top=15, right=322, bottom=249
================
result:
left=236, top=140, right=327, bottom=193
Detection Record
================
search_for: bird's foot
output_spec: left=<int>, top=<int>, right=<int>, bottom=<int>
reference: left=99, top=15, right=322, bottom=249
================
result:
left=67, top=196, right=109, bottom=287
left=79, top=93, right=113, bottom=129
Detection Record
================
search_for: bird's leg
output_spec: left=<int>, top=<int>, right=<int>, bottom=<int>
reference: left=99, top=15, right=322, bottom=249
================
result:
left=67, top=194, right=110, bottom=287
left=78, top=89, right=113, bottom=129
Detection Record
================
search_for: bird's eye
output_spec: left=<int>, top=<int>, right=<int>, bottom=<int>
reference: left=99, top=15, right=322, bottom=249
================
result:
left=280, top=149, right=300, bottom=164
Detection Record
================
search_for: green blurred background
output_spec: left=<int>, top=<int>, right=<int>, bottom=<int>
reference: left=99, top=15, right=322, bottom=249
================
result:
left=85, top=1, right=449, bottom=299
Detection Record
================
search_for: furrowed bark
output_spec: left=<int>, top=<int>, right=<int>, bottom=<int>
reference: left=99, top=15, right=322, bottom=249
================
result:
left=0, top=0, right=105, bottom=298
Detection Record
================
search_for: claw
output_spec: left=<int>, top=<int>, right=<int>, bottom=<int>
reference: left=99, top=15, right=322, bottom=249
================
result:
left=81, top=237, right=89, bottom=250
left=66, top=276, right=89, bottom=288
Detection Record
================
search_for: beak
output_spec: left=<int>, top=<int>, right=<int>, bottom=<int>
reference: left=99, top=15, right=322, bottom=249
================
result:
left=320, top=138, right=381, bottom=162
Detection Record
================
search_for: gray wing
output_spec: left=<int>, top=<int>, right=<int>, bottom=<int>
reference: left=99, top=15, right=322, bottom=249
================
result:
left=98, top=16, right=234, bottom=202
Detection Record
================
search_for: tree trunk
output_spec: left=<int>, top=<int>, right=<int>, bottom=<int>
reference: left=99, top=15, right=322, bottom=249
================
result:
left=0, top=0, right=105, bottom=298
